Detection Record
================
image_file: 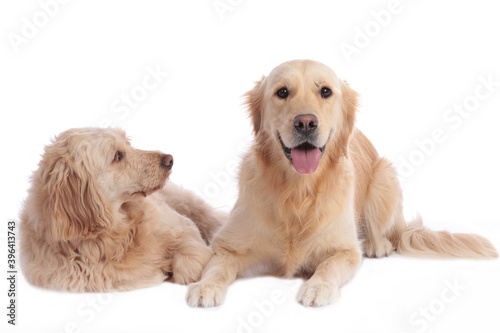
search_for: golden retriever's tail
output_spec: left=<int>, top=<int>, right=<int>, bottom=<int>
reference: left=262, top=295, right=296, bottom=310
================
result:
left=392, top=216, right=498, bottom=259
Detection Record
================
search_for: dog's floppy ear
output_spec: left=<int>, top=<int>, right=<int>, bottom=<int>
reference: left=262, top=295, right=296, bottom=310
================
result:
left=338, top=81, right=359, bottom=157
left=244, top=76, right=266, bottom=135
left=41, top=134, right=113, bottom=242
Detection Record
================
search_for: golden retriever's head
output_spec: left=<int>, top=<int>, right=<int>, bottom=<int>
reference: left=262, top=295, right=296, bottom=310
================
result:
left=37, top=128, right=172, bottom=241
left=245, top=60, right=358, bottom=174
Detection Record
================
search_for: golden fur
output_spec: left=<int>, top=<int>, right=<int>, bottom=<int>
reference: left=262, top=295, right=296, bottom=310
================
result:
left=187, top=59, right=498, bottom=307
left=20, top=128, right=225, bottom=292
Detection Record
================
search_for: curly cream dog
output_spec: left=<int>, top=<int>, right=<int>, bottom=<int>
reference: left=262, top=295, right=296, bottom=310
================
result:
left=20, top=128, right=225, bottom=292
left=187, top=59, right=498, bottom=307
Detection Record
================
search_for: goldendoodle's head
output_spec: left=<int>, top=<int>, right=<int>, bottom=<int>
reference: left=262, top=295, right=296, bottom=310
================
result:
left=37, top=127, right=173, bottom=241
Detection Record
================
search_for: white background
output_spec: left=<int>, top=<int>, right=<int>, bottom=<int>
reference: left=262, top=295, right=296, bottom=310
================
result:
left=1, top=0, right=499, bottom=332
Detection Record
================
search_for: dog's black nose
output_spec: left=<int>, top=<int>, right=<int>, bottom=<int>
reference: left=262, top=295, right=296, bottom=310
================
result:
left=161, top=154, right=173, bottom=170
left=294, top=114, right=319, bottom=133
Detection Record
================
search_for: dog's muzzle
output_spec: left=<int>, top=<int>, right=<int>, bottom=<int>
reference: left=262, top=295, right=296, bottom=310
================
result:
left=278, top=114, right=326, bottom=175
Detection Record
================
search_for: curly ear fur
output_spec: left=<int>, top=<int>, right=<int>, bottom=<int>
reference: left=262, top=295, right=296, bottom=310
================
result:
left=42, top=136, right=113, bottom=242
left=244, top=76, right=266, bottom=135
left=338, top=81, right=359, bottom=157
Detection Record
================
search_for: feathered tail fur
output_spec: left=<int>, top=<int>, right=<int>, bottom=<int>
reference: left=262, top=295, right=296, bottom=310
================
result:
left=394, top=216, right=498, bottom=259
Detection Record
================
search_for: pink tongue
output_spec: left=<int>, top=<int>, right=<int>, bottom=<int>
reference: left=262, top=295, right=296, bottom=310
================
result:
left=291, top=147, right=321, bottom=174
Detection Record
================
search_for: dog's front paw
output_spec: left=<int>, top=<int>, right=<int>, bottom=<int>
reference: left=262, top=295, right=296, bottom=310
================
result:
left=296, top=280, right=339, bottom=307
left=364, top=237, right=394, bottom=258
left=186, top=281, right=227, bottom=307
left=171, top=245, right=212, bottom=285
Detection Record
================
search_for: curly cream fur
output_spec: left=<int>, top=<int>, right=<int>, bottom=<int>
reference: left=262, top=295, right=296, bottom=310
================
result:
left=20, top=128, right=225, bottom=292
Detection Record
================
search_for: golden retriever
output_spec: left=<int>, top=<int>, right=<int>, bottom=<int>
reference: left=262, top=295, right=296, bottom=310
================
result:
left=20, top=128, right=225, bottom=292
left=187, top=59, right=498, bottom=307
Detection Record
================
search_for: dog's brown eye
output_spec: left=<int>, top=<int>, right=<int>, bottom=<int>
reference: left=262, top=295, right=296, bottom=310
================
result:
left=113, top=151, right=124, bottom=162
left=276, top=87, right=289, bottom=99
left=321, top=87, right=333, bottom=98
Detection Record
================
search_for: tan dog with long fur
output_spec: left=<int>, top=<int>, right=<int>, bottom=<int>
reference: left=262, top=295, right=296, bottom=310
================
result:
left=20, top=128, right=224, bottom=292
left=187, top=59, right=498, bottom=307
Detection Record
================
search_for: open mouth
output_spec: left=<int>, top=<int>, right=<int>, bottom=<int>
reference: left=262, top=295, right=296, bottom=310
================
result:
left=278, top=134, right=325, bottom=174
